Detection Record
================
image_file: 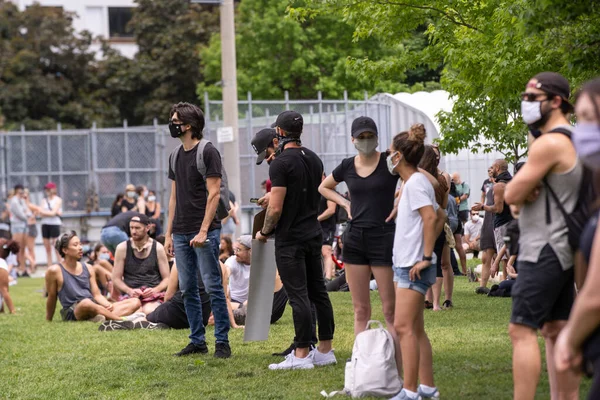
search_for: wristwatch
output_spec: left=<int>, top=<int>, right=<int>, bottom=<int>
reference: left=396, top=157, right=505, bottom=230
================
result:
left=422, top=255, right=433, bottom=262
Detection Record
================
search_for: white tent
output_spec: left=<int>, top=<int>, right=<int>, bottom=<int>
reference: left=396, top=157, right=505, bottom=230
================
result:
left=373, top=90, right=507, bottom=207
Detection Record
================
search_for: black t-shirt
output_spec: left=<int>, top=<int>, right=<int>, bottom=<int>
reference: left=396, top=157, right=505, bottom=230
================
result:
left=121, top=198, right=136, bottom=211
left=168, top=142, right=222, bottom=235
left=103, top=211, right=145, bottom=236
left=493, top=173, right=514, bottom=228
left=332, top=153, right=399, bottom=228
left=319, top=196, right=337, bottom=233
left=269, top=147, right=323, bottom=246
left=481, top=178, right=493, bottom=194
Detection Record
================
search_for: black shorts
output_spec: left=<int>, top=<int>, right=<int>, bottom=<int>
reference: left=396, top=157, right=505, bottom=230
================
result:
left=322, top=228, right=335, bottom=246
left=341, top=223, right=395, bottom=266
left=453, top=219, right=464, bottom=236
left=510, top=244, right=575, bottom=330
left=434, top=232, right=446, bottom=278
left=42, top=224, right=61, bottom=239
left=147, top=291, right=211, bottom=329
left=60, top=298, right=95, bottom=321
left=458, top=210, right=470, bottom=223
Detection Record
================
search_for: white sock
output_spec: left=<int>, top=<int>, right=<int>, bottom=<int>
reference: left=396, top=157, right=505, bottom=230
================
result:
left=403, top=389, right=418, bottom=399
left=419, top=385, right=438, bottom=395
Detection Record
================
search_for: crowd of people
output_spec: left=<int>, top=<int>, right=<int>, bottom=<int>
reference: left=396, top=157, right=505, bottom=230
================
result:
left=3, top=71, right=600, bottom=400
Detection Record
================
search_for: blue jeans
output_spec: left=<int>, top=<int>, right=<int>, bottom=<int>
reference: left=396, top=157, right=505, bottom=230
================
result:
left=100, top=226, right=129, bottom=255
left=173, top=229, right=230, bottom=344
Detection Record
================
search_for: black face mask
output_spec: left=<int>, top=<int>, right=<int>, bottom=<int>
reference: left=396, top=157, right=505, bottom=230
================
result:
left=169, top=122, right=184, bottom=138
left=274, top=134, right=301, bottom=157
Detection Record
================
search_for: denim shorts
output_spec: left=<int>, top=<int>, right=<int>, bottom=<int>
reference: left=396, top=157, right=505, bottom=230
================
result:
left=393, top=264, right=436, bottom=295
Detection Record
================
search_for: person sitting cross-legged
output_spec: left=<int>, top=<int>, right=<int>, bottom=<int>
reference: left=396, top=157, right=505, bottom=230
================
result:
left=46, top=231, right=142, bottom=323
left=112, top=214, right=170, bottom=315
left=224, top=235, right=252, bottom=310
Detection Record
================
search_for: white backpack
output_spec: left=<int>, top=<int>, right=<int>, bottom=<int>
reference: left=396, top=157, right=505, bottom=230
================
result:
left=344, top=320, right=402, bottom=398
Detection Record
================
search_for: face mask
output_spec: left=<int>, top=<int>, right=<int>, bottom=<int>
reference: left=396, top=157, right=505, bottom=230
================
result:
left=147, top=195, right=156, bottom=202
left=99, top=253, right=111, bottom=261
left=573, top=122, right=600, bottom=170
left=82, top=244, right=90, bottom=253
left=274, top=135, right=300, bottom=157
left=471, top=215, right=480, bottom=222
left=521, top=100, right=552, bottom=133
left=386, top=152, right=400, bottom=175
left=169, top=122, right=184, bottom=138
left=127, top=191, right=136, bottom=199
left=354, top=138, right=378, bottom=155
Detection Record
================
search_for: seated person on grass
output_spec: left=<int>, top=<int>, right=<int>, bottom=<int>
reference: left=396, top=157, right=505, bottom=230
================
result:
left=88, top=243, right=117, bottom=300
left=463, top=210, right=483, bottom=258
left=224, top=235, right=252, bottom=309
left=112, top=214, right=169, bottom=315
left=0, top=239, right=19, bottom=314
left=46, top=231, right=142, bottom=322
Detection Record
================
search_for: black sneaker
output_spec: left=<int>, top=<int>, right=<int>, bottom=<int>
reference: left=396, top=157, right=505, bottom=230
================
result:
left=132, top=320, right=169, bottom=330
left=475, top=286, right=490, bottom=295
left=98, top=320, right=134, bottom=332
left=174, top=342, right=208, bottom=357
left=424, top=300, right=434, bottom=309
left=442, top=300, right=453, bottom=309
left=272, top=342, right=295, bottom=357
left=214, top=342, right=231, bottom=359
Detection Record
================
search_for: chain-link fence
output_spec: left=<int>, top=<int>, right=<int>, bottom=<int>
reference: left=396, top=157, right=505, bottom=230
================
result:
left=1, top=93, right=393, bottom=213
left=0, top=124, right=168, bottom=212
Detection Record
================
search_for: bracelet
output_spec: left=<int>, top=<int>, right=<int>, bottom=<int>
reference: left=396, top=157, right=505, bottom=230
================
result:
left=259, top=229, right=273, bottom=237
left=422, top=255, right=433, bottom=262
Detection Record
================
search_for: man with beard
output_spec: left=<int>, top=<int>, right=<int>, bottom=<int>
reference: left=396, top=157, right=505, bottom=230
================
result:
left=45, top=231, right=142, bottom=322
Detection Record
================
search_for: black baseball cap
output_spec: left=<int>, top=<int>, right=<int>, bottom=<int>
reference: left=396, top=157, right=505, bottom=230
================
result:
left=270, top=110, right=303, bottom=134
left=130, top=214, right=150, bottom=225
left=351, top=116, right=378, bottom=138
left=251, top=128, right=277, bottom=165
left=529, top=72, right=574, bottom=112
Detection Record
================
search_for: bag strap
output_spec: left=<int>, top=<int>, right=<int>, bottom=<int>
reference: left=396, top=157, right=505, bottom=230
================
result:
left=547, top=127, right=573, bottom=138
left=365, top=320, right=384, bottom=330
left=195, top=138, right=210, bottom=178
left=169, top=144, right=183, bottom=178
left=543, top=177, right=571, bottom=226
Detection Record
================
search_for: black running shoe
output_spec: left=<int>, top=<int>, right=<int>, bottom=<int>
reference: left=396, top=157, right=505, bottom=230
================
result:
left=442, top=300, right=453, bottom=309
left=98, top=320, right=134, bottom=332
left=214, top=342, right=231, bottom=359
left=272, top=342, right=295, bottom=357
left=132, top=320, right=169, bottom=330
left=174, top=342, right=208, bottom=356
left=475, top=286, right=490, bottom=295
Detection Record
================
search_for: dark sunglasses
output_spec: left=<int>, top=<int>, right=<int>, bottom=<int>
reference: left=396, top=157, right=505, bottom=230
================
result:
left=521, top=92, right=551, bottom=102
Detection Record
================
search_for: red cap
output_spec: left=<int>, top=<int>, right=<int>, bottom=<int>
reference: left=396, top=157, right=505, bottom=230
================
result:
left=44, top=182, right=56, bottom=190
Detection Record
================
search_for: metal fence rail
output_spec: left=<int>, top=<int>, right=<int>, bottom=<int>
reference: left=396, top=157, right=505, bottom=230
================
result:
left=2, top=92, right=392, bottom=211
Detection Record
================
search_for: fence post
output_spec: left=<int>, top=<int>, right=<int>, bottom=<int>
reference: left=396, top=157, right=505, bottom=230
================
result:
left=123, top=119, right=130, bottom=185
left=284, top=91, right=290, bottom=111
left=344, top=90, right=349, bottom=158
left=309, top=105, right=315, bottom=150
left=204, top=91, right=211, bottom=131
left=247, top=91, right=256, bottom=200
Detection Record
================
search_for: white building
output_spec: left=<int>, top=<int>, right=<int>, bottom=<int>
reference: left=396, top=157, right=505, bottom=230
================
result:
left=10, top=0, right=138, bottom=58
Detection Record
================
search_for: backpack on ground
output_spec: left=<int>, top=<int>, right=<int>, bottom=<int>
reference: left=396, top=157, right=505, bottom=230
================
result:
left=543, top=127, right=597, bottom=251
left=344, top=320, right=402, bottom=398
left=170, top=139, right=231, bottom=220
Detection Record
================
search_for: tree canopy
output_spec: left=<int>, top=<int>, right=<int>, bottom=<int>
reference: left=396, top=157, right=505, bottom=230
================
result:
left=290, top=0, right=600, bottom=162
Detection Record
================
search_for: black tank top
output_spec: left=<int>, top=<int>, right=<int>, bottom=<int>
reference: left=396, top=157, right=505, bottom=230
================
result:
left=493, top=173, right=514, bottom=228
left=123, top=239, right=162, bottom=289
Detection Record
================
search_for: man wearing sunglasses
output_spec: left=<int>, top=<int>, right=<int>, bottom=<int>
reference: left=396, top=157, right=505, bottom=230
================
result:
left=505, top=72, right=581, bottom=399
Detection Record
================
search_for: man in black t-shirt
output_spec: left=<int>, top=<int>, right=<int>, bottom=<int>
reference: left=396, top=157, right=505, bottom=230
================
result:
left=164, top=102, right=231, bottom=359
left=256, top=110, right=335, bottom=370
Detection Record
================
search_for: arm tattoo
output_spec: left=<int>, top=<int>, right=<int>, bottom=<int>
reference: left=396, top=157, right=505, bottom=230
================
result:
left=262, top=207, right=282, bottom=235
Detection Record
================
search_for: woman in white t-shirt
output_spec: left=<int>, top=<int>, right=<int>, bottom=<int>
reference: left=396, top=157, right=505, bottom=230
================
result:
left=0, top=239, right=20, bottom=314
left=39, top=182, right=63, bottom=266
left=388, top=124, right=441, bottom=400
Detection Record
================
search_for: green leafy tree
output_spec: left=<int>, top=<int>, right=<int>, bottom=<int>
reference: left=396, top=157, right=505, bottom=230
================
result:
left=198, top=0, right=440, bottom=101
left=291, top=0, right=600, bottom=162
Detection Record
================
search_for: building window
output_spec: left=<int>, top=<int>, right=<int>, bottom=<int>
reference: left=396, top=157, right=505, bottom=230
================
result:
left=108, top=7, right=133, bottom=38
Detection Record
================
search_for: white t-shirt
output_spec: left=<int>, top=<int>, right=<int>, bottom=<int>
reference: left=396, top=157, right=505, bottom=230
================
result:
left=225, top=255, right=251, bottom=303
left=464, top=219, right=483, bottom=240
left=393, top=172, right=439, bottom=268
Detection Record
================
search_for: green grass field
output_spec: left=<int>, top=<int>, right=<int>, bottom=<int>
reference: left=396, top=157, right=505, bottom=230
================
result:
left=0, top=261, right=590, bottom=399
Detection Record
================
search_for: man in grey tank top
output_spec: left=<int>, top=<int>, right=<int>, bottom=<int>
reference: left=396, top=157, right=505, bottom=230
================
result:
left=46, top=231, right=142, bottom=322
left=112, top=215, right=170, bottom=315
left=505, top=72, right=581, bottom=400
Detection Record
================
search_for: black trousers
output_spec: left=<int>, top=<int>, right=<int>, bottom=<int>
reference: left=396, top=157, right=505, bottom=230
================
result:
left=275, top=234, right=335, bottom=348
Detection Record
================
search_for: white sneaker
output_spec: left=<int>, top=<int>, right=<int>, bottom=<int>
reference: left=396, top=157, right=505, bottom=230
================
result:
left=122, top=312, right=146, bottom=322
left=268, top=351, right=315, bottom=370
left=311, top=348, right=337, bottom=366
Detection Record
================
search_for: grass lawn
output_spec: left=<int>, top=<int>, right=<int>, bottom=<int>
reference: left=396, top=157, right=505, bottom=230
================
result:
left=0, top=259, right=591, bottom=399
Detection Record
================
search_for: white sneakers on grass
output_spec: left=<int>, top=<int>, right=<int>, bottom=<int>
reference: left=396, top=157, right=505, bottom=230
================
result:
left=268, top=349, right=337, bottom=370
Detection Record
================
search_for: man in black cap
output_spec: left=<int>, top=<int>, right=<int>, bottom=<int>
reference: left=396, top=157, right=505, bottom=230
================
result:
left=256, top=110, right=336, bottom=370
left=251, top=128, right=278, bottom=166
left=504, top=72, right=581, bottom=399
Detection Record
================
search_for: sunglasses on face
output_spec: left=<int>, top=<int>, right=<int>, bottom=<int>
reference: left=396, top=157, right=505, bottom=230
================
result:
left=521, top=92, right=550, bottom=102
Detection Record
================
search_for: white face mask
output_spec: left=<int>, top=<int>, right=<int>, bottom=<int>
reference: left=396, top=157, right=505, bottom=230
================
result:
left=386, top=151, right=400, bottom=175
left=354, top=138, right=378, bottom=155
left=99, top=253, right=111, bottom=261
left=147, top=195, right=156, bottom=202
left=127, top=191, right=136, bottom=199
left=521, top=100, right=542, bottom=125
left=471, top=214, right=480, bottom=222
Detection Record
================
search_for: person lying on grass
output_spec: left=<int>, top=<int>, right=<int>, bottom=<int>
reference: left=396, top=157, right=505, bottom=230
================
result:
left=46, top=231, right=142, bottom=322
left=0, top=239, right=19, bottom=314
